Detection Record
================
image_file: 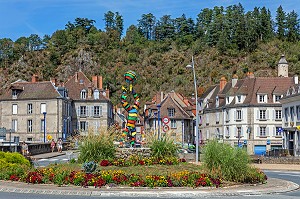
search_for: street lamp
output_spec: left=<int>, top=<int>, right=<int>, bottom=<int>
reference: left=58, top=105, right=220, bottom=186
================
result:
left=157, top=104, right=161, bottom=140
left=186, top=56, right=200, bottom=163
left=43, top=112, right=47, bottom=143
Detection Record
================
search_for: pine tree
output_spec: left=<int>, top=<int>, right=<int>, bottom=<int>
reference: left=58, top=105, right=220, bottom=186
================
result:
left=286, top=10, right=300, bottom=42
left=275, top=5, right=286, bottom=40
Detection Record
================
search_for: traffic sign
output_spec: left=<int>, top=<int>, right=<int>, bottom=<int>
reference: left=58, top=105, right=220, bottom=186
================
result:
left=162, top=116, right=170, bottom=124
left=163, top=125, right=170, bottom=132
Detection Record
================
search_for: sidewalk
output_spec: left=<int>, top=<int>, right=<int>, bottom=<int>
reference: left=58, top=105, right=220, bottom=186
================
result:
left=253, top=163, right=300, bottom=171
left=30, top=150, right=78, bottom=160
left=0, top=177, right=298, bottom=197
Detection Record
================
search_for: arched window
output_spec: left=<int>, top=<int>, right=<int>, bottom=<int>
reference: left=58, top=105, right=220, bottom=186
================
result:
left=94, top=89, right=99, bottom=99
left=81, top=89, right=86, bottom=99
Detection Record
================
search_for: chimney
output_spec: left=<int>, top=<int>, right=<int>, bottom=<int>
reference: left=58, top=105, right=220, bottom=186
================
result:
left=105, top=88, right=110, bottom=98
left=98, top=76, right=103, bottom=90
left=161, top=91, right=164, bottom=102
left=294, top=75, right=299, bottom=85
left=219, top=76, right=227, bottom=91
left=88, top=84, right=93, bottom=99
left=232, top=74, right=238, bottom=87
left=246, top=72, right=254, bottom=78
left=31, top=74, right=38, bottom=83
left=92, top=76, right=98, bottom=88
left=50, top=77, right=57, bottom=86
left=75, top=72, right=78, bottom=82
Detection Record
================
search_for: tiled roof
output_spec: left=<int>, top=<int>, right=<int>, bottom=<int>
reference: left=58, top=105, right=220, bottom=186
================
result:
left=0, top=81, right=61, bottom=100
left=201, top=76, right=294, bottom=109
left=64, top=71, right=109, bottom=101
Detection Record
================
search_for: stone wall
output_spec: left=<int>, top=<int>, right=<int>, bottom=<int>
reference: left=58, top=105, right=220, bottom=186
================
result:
left=260, top=156, right=300, bottom=164
left=116, top=148, right=151, bottom=159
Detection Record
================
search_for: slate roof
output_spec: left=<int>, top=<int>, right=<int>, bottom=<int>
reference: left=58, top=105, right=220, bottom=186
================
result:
left=0, top=81, right=62, bottom=100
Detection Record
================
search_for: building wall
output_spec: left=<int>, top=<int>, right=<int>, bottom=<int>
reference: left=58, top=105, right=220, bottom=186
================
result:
left=0, top=99, right=65, bottom=142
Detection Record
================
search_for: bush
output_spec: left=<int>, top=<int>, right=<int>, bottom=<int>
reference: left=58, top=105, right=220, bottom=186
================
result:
left=203, top=140, right=257, bottom=183
left=78, top=129, right=116, bottom=162
left=0, top=151, right=30, bottom=167
left=146, top=133, right=179, bottom=159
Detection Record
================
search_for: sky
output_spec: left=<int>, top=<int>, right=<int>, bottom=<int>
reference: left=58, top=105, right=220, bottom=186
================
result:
left=1, top=0, right=300, bottom=41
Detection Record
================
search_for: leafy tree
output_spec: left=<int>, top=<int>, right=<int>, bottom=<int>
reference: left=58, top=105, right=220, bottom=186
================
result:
left=275, top=5, right=286, bottom=40
left=104, top=11, right=115, bottom=31
left=28, top=34, right=42, bottom=51
left=115, top=12, right=124, bottom=39
left=155, top=15, right=175, bottom=40
left=259, top=7, right=273, bottom=42
left=0, top=38, right=14, bottom=67
left=196, top=8, right=213, bottom=40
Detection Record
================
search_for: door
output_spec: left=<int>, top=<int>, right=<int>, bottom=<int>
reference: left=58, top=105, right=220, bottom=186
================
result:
left=254, top=145, right=266, bottom=155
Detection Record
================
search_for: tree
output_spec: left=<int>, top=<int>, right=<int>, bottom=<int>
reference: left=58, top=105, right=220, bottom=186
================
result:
left=275, top=5, right=286, bottom=40
left=115, top=12, right=124, bottom=39
left=28, top=34, right=42, bottom=51
left=286, top=10, right=300, bottom=42
left=155, top=15, right=175, bottom=40
left=138, top=13, right=156, bottom=40
left=0, top=38, right=14, bottom=67
left=104, top=11, right=124, bottom=39
left=196, top=8, right=213, bottom=40
left=259, top=7, right=273, bottom=41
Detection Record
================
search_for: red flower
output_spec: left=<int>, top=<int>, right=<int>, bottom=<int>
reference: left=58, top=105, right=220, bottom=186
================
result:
left=9, top=174, right=20, bottom=181
left=100, top=160, right=111, bottom=166
left=94, top=178, right=106, bottom=188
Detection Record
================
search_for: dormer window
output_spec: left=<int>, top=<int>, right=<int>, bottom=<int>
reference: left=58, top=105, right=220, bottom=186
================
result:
left=168, top=108, right=175, bottom=117
left=81, top=89, right=86, bottom=99
left=216, top=96, right=219, bottom=107
left=258, top=94, right=267, bottom=103
left=12, top=90, right=18, bottom=99
left=274, top=95, right=281, bottom=102
left=237, top=95, right=242, bottom=103
left=226, top=97, right=230, bottom=104
left=94, top=89, right=99, bottom=100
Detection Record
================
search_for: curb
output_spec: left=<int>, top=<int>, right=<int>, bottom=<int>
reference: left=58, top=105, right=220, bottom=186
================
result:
left=0, top=178, right=298, bottom=197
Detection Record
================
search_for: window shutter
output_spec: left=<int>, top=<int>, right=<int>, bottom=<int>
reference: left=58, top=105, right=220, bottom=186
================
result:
left=266, top=127, right=269, bottom=136
left=256, top=127, right=260, bottom=137
left=234, top=127, right=237, bottom=137
left=240, top=127, right=243, bottom=137
left=86, top=122, right=89, bottom=130
left=100, top=106, right=103, bottom=116
left=86, top=106, right=89, bottom=117
left=273, top=126, right=275, bottom=136
left=91, top=106, right=94, bottom=117
left=206, top=130, right=209, bottom=140
left=266, top=110, right=269, bottom=120
left=241, top=110, right=243, bottom=120
left=273, top=110, right=275, bottom=120
left=77, top=107, right=80, bottom=116
left=257, top=110, right=259, bottom=120
left=78, top=122, right=80, bottom=130
left=234, top=111, right=236, bottom=121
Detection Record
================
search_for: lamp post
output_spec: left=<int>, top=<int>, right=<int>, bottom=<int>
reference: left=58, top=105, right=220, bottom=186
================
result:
left=186, top=56, right=200, bottom=163
left=157, top=104, right=161, bottom=140
left=43, top=112, right=47, bottom=143
left=63, top=116, right=70, bottom=141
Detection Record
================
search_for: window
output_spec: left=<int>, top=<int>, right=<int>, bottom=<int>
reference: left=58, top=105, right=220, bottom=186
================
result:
left=275, top=127, right=282, bottom=136
left=81, top=90, right=86, bottom=99
left=259, top=95, right=266, bottom=103
left=12, top=119, right=17, bottom=132
left=226, top=127, right=230, bottom=137
left=225, top=110, right=229, bottom=121
left=170, top=119, right=176, bottom=128
left=259, top=110, right=266, bottom=120
left=259, top=127, right=266, bottom=137
left=236, top=127, right=242, bottom=138
left=80, top=121, right=87, bottom=131
left=12, top=90, right=17, bottom=99
left=94, top=89, right=99, bottom=100
left=216, top=113, right=220, bottom=123
left=216, top=96, right=219, bottom=107
left=12, top=104, right=18, bottom=115
left=27, top=120, right=33, bottom=133
left=40, top=103, right=46, bottom=114
left=284, top=108, right=289, bottom=122
left=226, top=97, right=230, bottom=104
left=297, top=106, right=300, bottom=120
left=93, top=106, right=102, bottom=117
left=41, top=119, right=45, bottom=132
left=275, top=95, right=281, bottom=102
left=236, top=110, right=242, bottom=120
left=168, top=108, right=175, bottom=117
left=80, top=106, right=86, bottom=117
left=290, top=106, right=295, bottom=121
left=275, top=110, right=282, bottom=120
left=27, top=104, right=33, bottom=114
left=237, top=95, right=241, bottom=103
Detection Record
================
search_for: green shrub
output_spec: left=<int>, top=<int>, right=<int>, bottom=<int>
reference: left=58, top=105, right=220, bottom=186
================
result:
left=78, top=129, right=116, bottom=163
left=147, top=133, right=179, bottom=159
left=0, top=151, right=30, bottom=167
left=203, top=140, right=251, bottom=182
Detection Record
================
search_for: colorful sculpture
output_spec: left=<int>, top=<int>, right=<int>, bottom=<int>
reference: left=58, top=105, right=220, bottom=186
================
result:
left=121, top=70, right=140, bottom=147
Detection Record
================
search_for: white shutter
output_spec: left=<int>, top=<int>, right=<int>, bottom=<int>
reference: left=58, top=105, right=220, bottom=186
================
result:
left=91, top=106, right=94, bottom=117
left=241, top=110, right=243, bottom=120
left=257, top=127, right=260, bottom=137
left=234, top=111, right=236, bottom=121
left=273, top=126, right=275, bottom=136
left=266, top=127, right=269, bottom=136
left=272, top=110, right=275, bottom=120
left=266, top=110, right=269, bottom=120
left=86, top=106, right=89, bottom=117
left=100, top=106, right=103, bottom=116
left=86, top=122, right=89, bottom=131
left=206, top=130, right=209, bottom=140
left=77, top=107, right=80, bottom=116
left=257, top=110, right=259, bottom=120
left=240, top=127, right=243, bottom=137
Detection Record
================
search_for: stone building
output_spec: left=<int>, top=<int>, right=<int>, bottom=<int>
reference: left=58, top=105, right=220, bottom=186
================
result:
left=199, top=55, right=296, bottom=155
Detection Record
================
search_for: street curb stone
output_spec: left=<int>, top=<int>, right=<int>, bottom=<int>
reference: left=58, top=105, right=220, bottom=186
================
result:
left=0, top=178, right=299, bottom=197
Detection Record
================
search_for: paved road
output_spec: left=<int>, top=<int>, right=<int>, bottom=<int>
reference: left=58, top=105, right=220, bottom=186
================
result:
left=33, top=152, right=79, bottom=167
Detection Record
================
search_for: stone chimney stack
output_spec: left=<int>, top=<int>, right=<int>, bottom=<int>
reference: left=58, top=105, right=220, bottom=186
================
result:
left=246, top=72, right=255, bottom=78
left=105, top=88, right=110, bottom=98
left=87, top=83, right=93, bottom=99
left=232, top=74, right=238, bottom=87
left=31, top=74, right=38, bottom=83
left=92, top=76, right=98, bottom=88
left=220, top=76, right=227, bottom=91
left=278, top=54, right=288, bottom=77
